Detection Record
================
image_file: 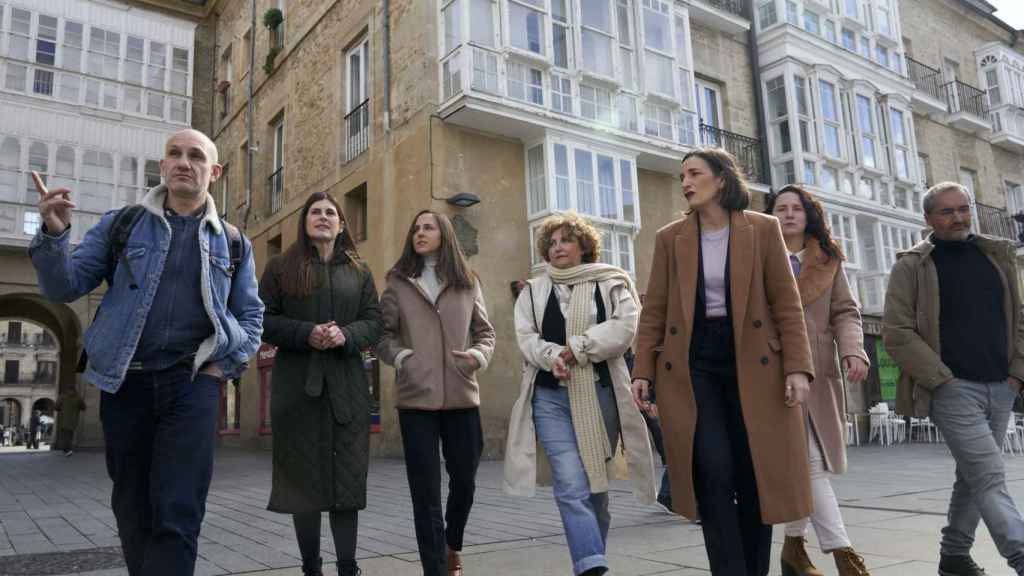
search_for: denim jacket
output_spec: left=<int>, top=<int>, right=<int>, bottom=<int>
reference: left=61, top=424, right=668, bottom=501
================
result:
left=28, top=185, right=264, bottom=392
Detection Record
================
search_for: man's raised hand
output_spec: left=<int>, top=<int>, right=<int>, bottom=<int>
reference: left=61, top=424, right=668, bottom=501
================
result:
left=32, top=171, right=74, bottom=234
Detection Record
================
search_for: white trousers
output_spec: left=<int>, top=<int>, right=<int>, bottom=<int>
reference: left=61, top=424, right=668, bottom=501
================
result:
left=784, top=422, right=852, bottom=552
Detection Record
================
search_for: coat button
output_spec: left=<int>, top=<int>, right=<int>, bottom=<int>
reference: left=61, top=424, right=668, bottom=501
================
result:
left=665, top=362, right=672, bottom=371
left=669, top=326, right=678, bottom=335
left=753, top=320, right=762, bottom=328
left=760, top=356, right=769, bottom=365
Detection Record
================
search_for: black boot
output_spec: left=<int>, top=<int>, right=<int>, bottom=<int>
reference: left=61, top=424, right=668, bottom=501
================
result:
left=301, top=556, right=323, bottom=576
left=939, top=554, right=986, bottom=576
left=337, top=559, right=362, bottom=576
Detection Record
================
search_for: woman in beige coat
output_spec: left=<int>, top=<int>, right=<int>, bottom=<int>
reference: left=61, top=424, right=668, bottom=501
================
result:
left=769, top=186, right=871, bottom=576
left=378, top=210, right=496, bottom=576
left=632, top=148, right=814, bottom=576
left=503, top=213, right=655, bottom=576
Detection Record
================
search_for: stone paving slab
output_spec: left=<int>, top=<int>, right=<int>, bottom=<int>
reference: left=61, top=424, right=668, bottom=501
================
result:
left=3, top=443, right=1024, bottom=574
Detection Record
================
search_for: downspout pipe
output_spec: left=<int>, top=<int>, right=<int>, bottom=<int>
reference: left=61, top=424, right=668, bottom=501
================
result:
left=382, top=0, right=391, bottom=132
left=748, top=24, right=772, bottom=189
left=241, top=0, right=256, bottom=230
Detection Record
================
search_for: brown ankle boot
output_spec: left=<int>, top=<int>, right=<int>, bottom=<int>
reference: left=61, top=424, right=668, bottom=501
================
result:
left=447, top=548, right=463, bottom=576
left=781, top=536, right=824, bottom=576
left=833, top=547, right=870, bottom=575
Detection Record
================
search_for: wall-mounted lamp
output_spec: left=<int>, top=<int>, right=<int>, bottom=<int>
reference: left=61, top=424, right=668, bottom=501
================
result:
left=445, top=192, right=481, bottom=208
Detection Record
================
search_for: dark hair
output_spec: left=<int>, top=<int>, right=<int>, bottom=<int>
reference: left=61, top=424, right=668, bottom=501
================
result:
left=280, top=191, right=360, bottom=297
left=681, top=147, right=751, bottom=211
left=393, top=210, right=476, bottom=291
left=535, top=212, right=602, bottom=264
left=765, top=185, right=844, bottom=263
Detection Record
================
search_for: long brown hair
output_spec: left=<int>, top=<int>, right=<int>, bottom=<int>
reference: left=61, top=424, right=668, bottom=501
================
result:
left=765, top=185, right=844, bottom=263
left=392, top=210, right=475, bottom=291
left=681, top=147, right=751, bottom=211
left=280, top=191, right=360, bottom=297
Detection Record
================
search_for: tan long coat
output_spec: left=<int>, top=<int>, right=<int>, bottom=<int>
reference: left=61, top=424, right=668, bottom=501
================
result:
left=633, top=210, right=815, bottom=524
left=796, top=240, right=868, bottom=475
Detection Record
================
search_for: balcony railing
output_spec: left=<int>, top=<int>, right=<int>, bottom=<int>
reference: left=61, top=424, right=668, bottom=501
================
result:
left=267, top=166, right=283, bottom=215
left=695, top=0, right=748, bottom=18
left=345, top=99, right=370, bottom=162
left=699, top=124, right=765, bottom=184
left=976, top=202, right=1024, bottom=244
left=906, top=56, right=944, bottom=103
left=944, top=79, right=989, bottom=119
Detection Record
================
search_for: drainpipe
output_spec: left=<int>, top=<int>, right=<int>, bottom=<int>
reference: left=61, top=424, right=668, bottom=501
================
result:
left=240, top=0, right=256, bottom=230
left=210, top=12, right=218, bottom=138
left=382, top=0, right=391, bottom=132
left=748, top=25, right=772, bottom=189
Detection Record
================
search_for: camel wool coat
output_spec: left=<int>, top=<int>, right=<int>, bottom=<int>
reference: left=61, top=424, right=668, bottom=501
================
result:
left=795, top=240, right=869, bottom=475
left=633, top=210, right=815, bottom=524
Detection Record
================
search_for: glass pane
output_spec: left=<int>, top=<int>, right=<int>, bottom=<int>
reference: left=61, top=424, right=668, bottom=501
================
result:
left=554, top=144, right=570, bottom=209
left=643, top=2, right=670, bottom=52
left=597, top=155, right=616, bottom=219
left=510, top=3, right=544, bottom=54
left=582, top=0, right=612, bottom=32
left=575, top=149, right=594, bottom=215
left=620, top=159, right=634, bottom=222
left=582, top=30, right=613, bottom=77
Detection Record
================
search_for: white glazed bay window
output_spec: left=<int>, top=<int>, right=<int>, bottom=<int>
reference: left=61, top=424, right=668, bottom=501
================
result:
left=526, top=136, right=639, bottom=273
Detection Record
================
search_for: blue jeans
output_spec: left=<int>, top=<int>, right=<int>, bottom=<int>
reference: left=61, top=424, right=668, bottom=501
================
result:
left=101, top=365, right=220, bottom=576
left=533, top=382, right=620, bottom=575
left=931, top=378, right=1024, bottom=574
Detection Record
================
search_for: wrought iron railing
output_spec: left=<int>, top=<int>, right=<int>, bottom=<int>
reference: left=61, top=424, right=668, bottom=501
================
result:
left=699, top=123, right=765, bottom=183
left=695, top=0, right=747, bottom=18
left=906, top=56, right=944, bottom=103
left=267, top=166, right=283, bottom=215
left=976, top=202, right=1024, bottom=243
left=944, top=79, right=989, bottom=119
left=345, top=99, right=370, bottom=162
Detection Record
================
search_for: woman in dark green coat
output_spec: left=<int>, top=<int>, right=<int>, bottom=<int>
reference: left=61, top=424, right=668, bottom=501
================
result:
left=259, top=191, right=383, bottom=576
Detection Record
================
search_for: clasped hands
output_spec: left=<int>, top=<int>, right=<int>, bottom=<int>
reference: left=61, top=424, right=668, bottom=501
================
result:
left=308, top=321, right=346, bottom=350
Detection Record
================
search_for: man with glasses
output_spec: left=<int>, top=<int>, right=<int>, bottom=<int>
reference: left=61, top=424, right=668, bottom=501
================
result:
left=883, top=182, right=1024, bottom=576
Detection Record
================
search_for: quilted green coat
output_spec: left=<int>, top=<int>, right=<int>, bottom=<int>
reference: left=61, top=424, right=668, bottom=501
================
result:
left=259, top=248, right=382, bottom=513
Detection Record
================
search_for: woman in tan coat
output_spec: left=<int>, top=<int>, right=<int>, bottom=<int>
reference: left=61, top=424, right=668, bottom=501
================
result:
left=631, top=148, right=815, bottom=576
left=378, top=210, right=496, bottom=576
left=768, top=186, right=871, bottom=576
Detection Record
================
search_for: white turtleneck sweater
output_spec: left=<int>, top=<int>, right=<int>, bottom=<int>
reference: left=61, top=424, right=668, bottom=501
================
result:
left=415, top=254, right=444, bottom=304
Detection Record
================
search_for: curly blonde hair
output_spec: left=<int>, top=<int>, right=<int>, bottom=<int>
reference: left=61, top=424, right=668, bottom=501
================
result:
left=535, top=213, right=602, bottom=264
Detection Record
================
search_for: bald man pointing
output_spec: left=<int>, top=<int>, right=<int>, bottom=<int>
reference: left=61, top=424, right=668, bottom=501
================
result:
left=29, top=129, right=264, bottom=576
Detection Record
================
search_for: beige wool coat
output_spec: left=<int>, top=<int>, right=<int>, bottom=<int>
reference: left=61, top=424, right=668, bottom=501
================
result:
left=632, top=210, right=815, bottom=524
left=502, top=273, right=657, bottom=505
left=795, top=240, right=868, bottom=475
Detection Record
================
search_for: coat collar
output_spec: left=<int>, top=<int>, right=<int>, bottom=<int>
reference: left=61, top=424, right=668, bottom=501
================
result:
left=139, top=184, right=224, bottom=236
left=795, top=239, right=840, bottom=305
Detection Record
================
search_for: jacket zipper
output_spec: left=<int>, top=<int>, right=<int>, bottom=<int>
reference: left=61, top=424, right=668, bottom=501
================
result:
left=400, top=275, right=451, bottom=410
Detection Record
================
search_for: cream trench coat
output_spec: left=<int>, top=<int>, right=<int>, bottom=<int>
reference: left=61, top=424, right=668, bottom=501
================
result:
left=502, top=273, right=657, bottom=504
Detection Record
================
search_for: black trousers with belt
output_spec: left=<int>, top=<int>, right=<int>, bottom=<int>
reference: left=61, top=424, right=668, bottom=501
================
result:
left=691, top=317, right=772, bottom=576
left=398, top=407, right=483, bottom=576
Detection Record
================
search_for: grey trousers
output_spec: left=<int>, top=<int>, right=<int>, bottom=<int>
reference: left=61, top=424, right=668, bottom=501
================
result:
left=930, top=377, right=1024, bottom=574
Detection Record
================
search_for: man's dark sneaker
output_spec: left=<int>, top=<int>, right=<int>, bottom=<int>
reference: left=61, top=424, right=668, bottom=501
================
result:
left=939, top=554, right=986, bottom=576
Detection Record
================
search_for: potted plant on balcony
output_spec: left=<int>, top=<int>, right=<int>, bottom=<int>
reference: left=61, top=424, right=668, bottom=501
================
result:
left=262, top=8, right=284, bottom=73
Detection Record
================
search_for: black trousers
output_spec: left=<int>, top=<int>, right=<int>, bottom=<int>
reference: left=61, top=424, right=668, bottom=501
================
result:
left=399, top=408, right=483, bottom=576
left=292, top=510, right=358, bottom=571
left=691, top=319, right=771, bottom=576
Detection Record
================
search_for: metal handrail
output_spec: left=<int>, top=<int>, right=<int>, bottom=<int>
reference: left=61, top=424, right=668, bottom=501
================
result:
left=266, top=166, right=283, bottom=214
left=699, top=123, right=765, bottom=183
left=944, top=79, right=989, bottom=118
left=344, top=99, right=370, bottom=162
left=906, top=56, right=944, bottom=103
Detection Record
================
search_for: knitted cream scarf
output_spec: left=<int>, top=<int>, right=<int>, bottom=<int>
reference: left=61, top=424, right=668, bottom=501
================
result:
left=547, top=262, right=640, bottom=494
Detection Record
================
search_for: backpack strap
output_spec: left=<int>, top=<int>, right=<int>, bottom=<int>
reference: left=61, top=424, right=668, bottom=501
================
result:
left=221, top=220, right=243, bottom=277
left=107, top=204, right=146, bottom=289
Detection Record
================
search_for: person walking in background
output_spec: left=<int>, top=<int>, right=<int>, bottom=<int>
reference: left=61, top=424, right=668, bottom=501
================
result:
left=768, top=186, right=871, bottom=576
left=378, top=210, right=496, bottom=576
left=883, top=182, right=1024, bottom=576
left=55, top=387, right=87, bottom=456
left=503, top=213, right=655, bottom=576
left=27, top=411, right=40, bottom=450
left=631, top=148, right=815, bottom=576
left=28, top=129, right=264, bottom=576
left=259, top=191, right=383, bottom=576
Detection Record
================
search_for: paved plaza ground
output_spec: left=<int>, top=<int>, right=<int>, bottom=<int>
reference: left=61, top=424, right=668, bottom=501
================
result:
left=0, top=442, right=1022, bottom=575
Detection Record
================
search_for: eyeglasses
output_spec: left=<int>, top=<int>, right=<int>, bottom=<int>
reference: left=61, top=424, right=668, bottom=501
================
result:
left=931, top=206, right=972, bottom=218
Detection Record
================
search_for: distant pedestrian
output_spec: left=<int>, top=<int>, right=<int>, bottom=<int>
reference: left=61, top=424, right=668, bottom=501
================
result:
left=55, top=388, right=87, bottom=456
left=28, top=411, right=41, bottom=450
left=883, top=182, right=1024, bottom=576
left=259, top=192, right=383, bottom=576
left=378, top=210, right=496, bottom=576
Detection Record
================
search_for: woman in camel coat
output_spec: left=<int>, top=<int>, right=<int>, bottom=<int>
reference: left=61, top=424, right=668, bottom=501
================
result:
left=769, top=185, right=871, bottom=576
left=631, top=148, right=814, bottom=576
